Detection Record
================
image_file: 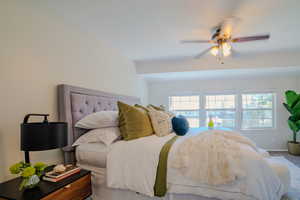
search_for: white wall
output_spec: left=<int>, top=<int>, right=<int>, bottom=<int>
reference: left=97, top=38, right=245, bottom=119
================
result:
left=137, top=77, right=149, bottom=105
left=148, top=74, right=300, bottom=151
left=0, top=1, right=146, bottom=182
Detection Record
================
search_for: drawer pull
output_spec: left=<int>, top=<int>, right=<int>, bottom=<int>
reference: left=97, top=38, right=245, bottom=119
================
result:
left=64, top=184, right=71, bottom=189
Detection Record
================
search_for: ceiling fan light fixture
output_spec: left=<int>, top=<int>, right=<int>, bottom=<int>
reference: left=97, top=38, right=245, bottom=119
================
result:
left=223, top=48, right=231, bottom=57
left=181, top=18, right=270, bottom=61
left=210, top=46, right=219, bottom=56
left=222, top=42, right=231, bottom=57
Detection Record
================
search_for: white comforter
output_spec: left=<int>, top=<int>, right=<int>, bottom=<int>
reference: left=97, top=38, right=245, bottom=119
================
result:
left=107, top=130, right=286, bottom=200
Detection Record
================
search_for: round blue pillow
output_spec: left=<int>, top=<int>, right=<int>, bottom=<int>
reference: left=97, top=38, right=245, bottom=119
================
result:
left=172, top=115, right=189, bottom=136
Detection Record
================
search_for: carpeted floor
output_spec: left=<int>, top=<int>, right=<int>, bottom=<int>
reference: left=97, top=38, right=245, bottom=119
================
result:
left=269, top=151, right=300, bottom=200
left=269, top=151, right=300, bottom=167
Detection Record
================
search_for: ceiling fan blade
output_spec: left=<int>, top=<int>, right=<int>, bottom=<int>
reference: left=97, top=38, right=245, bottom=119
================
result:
left=194, top=46, right=214, bottom=59
left=232, top=34, right=270, bottom=43
left=181, top=40, right=213, bottom=44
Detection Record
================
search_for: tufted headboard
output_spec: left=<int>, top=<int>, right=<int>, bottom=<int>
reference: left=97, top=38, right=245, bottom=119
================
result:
left=58, top=84, right=140, bottom=164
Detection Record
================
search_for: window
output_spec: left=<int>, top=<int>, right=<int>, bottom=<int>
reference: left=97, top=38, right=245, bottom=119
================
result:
left=169, top=96, right=199, bottom=127
left=168, top=92, right=275, bottom=130
left=241, top=93, right=274, bottom=129
left=205, top=95, right=236, bottom=128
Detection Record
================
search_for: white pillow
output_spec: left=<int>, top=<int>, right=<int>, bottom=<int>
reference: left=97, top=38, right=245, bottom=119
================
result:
left=75, top=111, right=118, bottom=129
left=72, top=127, right=121, bottom=146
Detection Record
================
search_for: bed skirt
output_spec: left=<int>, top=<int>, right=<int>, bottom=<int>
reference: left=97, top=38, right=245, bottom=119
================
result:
left=78, top=164, right=220, bottom=200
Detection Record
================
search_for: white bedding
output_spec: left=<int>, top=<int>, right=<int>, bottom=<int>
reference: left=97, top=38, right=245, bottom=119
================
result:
left=107, top=131, right=290, bottom=200
left=81, top=165, right=290, bottom=200
left=76, top=143, right=109, bottom=168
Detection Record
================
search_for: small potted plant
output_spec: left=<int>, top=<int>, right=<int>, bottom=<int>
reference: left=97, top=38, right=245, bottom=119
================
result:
left=283, top=90, right=300, bottom=155
left=9, top=161, right=47, bottom=190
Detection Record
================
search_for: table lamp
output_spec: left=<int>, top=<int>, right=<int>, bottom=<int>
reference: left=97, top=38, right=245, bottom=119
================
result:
left=21, top=114, right=67, bottom=163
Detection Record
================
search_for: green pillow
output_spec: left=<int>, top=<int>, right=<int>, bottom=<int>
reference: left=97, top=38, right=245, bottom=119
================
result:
left=118, top=101, right=154, bottom=140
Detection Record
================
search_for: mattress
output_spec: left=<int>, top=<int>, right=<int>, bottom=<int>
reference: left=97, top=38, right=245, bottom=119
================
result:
left=75, top=143, right=109, bottom=168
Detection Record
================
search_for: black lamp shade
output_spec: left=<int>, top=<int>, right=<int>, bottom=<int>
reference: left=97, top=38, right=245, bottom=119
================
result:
left=21, top=122, right=67, bottom=151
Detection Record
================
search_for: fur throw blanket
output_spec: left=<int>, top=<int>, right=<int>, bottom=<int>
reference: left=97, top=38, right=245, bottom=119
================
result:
left=171, top=130, right=258, bottom=185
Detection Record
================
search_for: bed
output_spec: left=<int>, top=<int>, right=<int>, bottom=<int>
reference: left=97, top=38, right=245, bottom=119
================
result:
left=58, top=84, right=290, bottom=200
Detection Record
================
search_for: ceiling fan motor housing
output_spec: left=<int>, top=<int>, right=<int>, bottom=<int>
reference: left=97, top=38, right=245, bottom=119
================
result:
left=211, top=27, right=221, bottom=40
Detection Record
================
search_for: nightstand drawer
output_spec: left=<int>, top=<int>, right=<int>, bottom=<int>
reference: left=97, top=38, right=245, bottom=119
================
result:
left=41, top=174, right=91, bottom=200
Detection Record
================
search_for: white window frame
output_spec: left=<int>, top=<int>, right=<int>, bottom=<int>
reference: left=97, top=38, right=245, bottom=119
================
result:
left=168, top=91, right=276, bottom=131
left=240, top=92, right=276, bottom=130
left=168, top=95, right=201, bottom=128
left=203, top=93, right=237, bottom=129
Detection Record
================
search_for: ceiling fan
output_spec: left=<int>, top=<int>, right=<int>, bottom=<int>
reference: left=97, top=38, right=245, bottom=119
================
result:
left=181, top=18, right=270, bottom=63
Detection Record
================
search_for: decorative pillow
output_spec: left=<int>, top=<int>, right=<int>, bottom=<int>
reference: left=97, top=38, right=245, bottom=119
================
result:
left=147, top=106, right=173, bottom=137
left=118, top=101, right=154, bottom=140
left=148, top=104, right=165, bottom=111
left=135, top=104, right=150, bottom=113
left=147, top=104, right=175, bottom=118
left=172, top=115, right=189, bottom=136
left=72, top=127, right=121, bottom=146
left=75, top=111, right=118, bottom=129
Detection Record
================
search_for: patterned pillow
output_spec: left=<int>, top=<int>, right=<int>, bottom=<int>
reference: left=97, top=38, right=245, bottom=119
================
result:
left=148, top=104, right=165, bottom=111
left=147, top=104, right=175, bottom=118
left=147, top=107, right=173, bottom=137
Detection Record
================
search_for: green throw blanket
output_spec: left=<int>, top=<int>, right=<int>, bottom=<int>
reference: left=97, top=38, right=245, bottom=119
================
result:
left=154, top=135, right=179, bottom=197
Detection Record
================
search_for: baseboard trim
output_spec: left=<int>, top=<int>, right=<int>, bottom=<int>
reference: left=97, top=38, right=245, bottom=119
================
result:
left=266, top=149, right=288, bottom=152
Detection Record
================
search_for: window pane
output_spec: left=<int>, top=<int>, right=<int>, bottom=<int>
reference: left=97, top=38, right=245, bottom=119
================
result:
left=205, top=95, right=235, bottom=109
left=242, top=110, right=273, bottom=129
left=173, top=111, right=199, bottom=128
left=173, top=110, right=199, bottom=118
left=206, top=110, right=235, bottom=128
left=186, top=118, right=199, bottom=128
left=242, top=93, right=273, bottom=109
left=169, top=96, right=199, bottom=110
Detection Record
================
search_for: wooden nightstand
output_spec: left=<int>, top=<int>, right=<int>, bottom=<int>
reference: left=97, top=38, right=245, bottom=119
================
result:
left=0, top=169, right=92, bottom=200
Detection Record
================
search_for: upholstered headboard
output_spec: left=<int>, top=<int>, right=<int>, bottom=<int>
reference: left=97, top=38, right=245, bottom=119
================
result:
left=58, top=84, right=140, bottom=163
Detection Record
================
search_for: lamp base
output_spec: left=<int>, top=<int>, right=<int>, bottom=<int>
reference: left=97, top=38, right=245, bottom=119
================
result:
left=24, top=151, right=30, bottom=163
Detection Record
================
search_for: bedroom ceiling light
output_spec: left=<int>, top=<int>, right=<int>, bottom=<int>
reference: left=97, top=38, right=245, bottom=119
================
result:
left=210, top=46, right=219, bottom=56
left=181, top=17, right=270, bottom=64
left=210, top=42, right=231, bottom=58
left=221, top=42, right=231, bottom=57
